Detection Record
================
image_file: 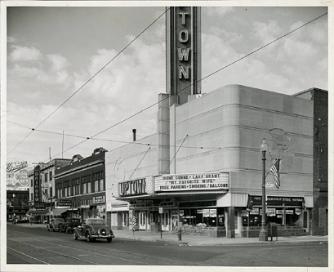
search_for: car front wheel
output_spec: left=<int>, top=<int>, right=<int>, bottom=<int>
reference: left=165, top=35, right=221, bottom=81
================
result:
left=74, top=233, right=78, bottom=240
left=107, top=238, right=112, bottom=243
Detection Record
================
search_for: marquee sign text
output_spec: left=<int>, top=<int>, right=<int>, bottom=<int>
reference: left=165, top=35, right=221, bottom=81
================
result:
left=119, top=178, right=147, bottom=197
left=155, top=173, right=229, bottom=192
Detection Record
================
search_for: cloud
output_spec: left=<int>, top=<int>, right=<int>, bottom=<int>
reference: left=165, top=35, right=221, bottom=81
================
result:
left=208, top=26, right=243, bottom=45
left=47, top=54, right=70, bottom=71
left=9, top=48, right=72, bottom=86
left=7, top=36, right=17, bottom=43
left=205, top=7, right=234, bottom=17
left=253, top=20, right=283, bottom=44
left=10, top=45, right=42, bottom=62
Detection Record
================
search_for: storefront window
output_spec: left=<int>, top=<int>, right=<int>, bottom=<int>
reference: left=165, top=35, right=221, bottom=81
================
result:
left=286, top=209, right=300, bottom=226
left=180, top=208, right=220, bottom=227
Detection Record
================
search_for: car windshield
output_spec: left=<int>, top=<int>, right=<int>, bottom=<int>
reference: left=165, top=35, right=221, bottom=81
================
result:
left=86, top=219, right=105, bottom=225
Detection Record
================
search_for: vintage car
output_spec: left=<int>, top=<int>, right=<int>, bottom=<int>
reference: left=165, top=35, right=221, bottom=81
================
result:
left=59, top=217, right=81, bottom=234
left=73, top=218, right=115, bottom=242
left=47, top=218, right=65, bottom=232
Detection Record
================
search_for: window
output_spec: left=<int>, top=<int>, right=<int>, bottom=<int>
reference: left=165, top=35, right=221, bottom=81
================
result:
left=180, top=208, right=219, bottom=227
left=94, top=180, right=99, bottom=192
left=49, top=171, right=53, bottom=180
left=45, top=189, right=48, bottom=198
left=87, top=182, right=91, bottom=193
left=50, top=187, right=53, bottom=198
left=31, top=193, right=33, bottom=201
left=31, top=179, right=33, bottom=187
left=45, top=173, right=48, bottom=182
left=100, top=179, right=104, bottom=191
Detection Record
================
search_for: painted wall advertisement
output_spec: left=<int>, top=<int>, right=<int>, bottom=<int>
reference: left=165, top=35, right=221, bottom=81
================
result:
left=155, top=173, right=229, bottom=192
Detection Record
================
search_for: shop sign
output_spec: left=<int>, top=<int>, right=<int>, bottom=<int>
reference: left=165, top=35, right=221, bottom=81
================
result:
left=203, top=209, right=210, bottom=217
left=33, top=165, right=41, bottom=202
left=267, top=196, right=304, bottom=206
left=209, top=209, right=217, bottom=217
left=129, top=199, right=157, bottom=209
left=81, top=205, right=90, bottom=208
left=250, top=208, right=259, bottom=215
left=267, top=208, right=276, bottom=217
left=276, top=210, right=284, bottom=214
left=155, top=173, right=229, bottom=192
left=159, top=198, right=175, bottom=207
left=57, top=200, right=72, bottom=207
left=295, top=208, right=301, bottom=215
left=34, top=202, right=46, bottom=210
left=197, top=209, right=203, bottom=214
left=118, top=178, right=146, bottom=197
left=241, top=210, right=248, bottom=217
left=249, top=195, right=305, bottom=206
left=93, top=196, right=105, bottom=204
left=286, top=210, right=294, bottom=214
left=265, top=182, right=275, bottom=188
left=159, top=207, right=163, bottom=214
left=277, top=215, right=283, bottom=218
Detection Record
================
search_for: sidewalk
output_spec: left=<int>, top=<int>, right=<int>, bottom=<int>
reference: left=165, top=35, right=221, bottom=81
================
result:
left=11, top=223, right=328, bottom=246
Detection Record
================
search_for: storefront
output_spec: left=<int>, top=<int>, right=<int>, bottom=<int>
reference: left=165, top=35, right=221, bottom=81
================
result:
left=113, top=173, right=230, bottom=237
left=240, top=195, right=310, bottom=237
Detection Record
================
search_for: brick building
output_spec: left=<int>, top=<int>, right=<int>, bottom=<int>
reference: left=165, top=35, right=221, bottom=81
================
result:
left=295, top=88, right=328, bottom=235
left=54, top=148, right=107, bottom=221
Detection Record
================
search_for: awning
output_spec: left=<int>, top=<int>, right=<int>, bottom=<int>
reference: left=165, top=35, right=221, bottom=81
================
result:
left=27, top=209, right=48, bottom=215
left=52, top=208, right=69, bottom=216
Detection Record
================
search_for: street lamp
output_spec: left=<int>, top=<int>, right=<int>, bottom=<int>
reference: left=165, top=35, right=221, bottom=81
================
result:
left=259, top=139, right=268, bottom=241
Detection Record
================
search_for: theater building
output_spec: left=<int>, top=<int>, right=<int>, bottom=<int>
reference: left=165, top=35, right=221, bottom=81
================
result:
left=105, top=84, right=327, bottom=237
left=104, top=7, right=327, bottom=238
left=54, top=148, right=107, bottom=221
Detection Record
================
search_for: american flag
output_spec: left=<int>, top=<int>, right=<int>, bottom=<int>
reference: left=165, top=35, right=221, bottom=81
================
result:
left=270, top=158, right=281, bottom=189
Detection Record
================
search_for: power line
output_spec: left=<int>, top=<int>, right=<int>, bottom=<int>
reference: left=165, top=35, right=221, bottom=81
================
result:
left=13, top=11, right=327, bottom=162
left=64, top=11, right=328, bottom=150
left=8, top=120, right=221, bottom=151
left=7, top=7, right=170, bottom=156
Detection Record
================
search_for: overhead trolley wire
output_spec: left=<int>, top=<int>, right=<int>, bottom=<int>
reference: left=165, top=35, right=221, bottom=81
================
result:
left=11, top=11, right=327, bottom=162
left=7, top=7, right=170, bottom=156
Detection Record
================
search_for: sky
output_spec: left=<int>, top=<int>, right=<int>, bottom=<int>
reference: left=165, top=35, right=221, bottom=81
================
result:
left=3, top=3, right=328, bottom=168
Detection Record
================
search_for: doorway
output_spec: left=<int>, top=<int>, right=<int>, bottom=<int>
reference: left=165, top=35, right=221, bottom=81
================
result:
left=161, top=210, right=169, bottom=231
left=139, top=211, right=146, bottom=230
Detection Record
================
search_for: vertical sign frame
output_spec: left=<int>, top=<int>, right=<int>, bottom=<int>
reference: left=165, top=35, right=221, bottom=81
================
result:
left=166, top=6, right=201, bottom=105
left=33, top=165, right=41, bottom=203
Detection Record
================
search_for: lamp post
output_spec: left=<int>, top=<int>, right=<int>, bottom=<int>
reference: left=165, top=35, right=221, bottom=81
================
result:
left=259, top=139, right=268, bottom=241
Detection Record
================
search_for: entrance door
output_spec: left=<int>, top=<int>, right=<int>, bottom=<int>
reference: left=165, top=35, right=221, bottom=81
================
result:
left=161, top=210, right=169, bottom=231
left=139, top=212, right=146, bottom=230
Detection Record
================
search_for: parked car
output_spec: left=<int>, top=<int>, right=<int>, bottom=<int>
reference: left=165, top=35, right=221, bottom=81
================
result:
left=59, top=217, right=81, bottom=234
left=73, top=218, right=115, bottom=242
left=18, top=217, right=29, bottom=223
left=47, top=218, right=65, bottom=232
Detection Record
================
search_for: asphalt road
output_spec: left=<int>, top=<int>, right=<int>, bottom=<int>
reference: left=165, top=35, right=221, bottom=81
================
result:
left=6, top=224, right=328, bottom=267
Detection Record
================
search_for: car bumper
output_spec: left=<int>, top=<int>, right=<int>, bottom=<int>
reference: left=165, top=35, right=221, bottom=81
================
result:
left=91, top=234, right=115, bottom=238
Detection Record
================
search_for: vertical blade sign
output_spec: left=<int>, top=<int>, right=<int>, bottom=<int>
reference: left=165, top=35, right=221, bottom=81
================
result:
left=34, top=165, right=41, bottom=203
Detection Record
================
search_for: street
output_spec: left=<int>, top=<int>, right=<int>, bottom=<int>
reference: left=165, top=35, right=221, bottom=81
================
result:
left=6, top=224, right=328, bottom=267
